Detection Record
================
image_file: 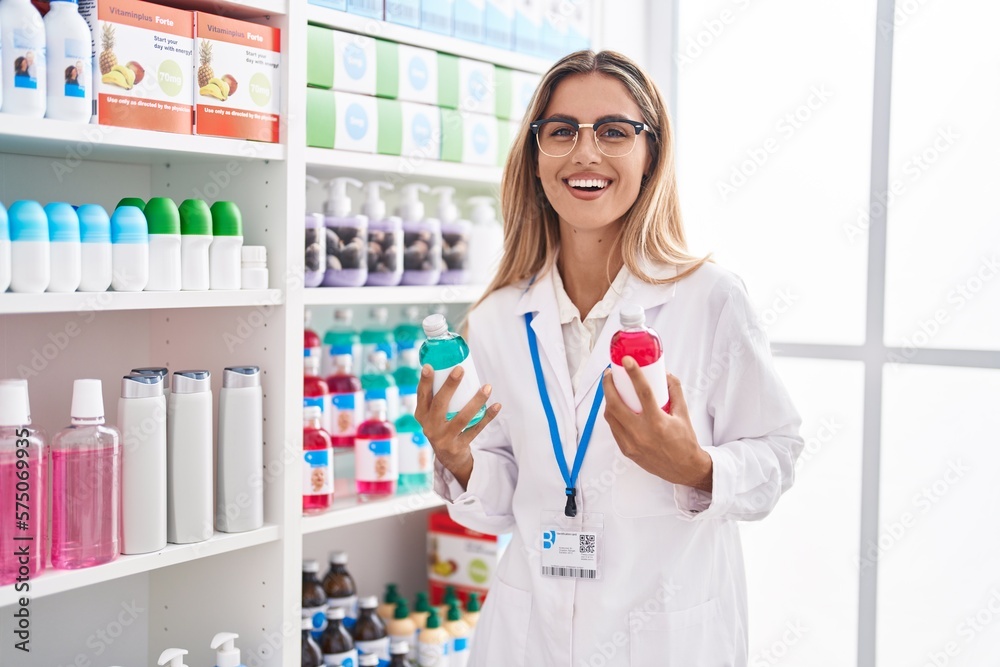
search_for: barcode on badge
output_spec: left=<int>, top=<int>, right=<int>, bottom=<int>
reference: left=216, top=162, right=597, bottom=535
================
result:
left=579, top=533, right=596, bottom=554
left=542, top=566, right=597, bottom=579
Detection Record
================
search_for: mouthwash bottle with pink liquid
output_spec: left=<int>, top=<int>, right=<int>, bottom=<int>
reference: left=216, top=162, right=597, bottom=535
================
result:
left=355, top=399, right=398, bottom=500
left=303, top=406, right=334, bottom=514
left=419, top=314, right=485, bottom=428
left=610, top=304, right=671, bottom=413
left=324, top=343, right=364, bottom=449
left=0, top=380, right=46, bottom=586
left=51, top=379, right=122, bottom=570
left=305, top=312, right=331, bottom=422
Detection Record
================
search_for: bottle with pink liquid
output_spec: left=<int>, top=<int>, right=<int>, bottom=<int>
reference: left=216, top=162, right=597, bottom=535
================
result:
left=50, top=379, right=121, bottom=570
left=610, top=304, right=671, bottom=413
left=0, top=380, right=46, bottom=586
left=303, top=406, right=334, bottom=515
left=355, top=399, right=398, bottom=500
left=305, top=312, right=331, bottom=420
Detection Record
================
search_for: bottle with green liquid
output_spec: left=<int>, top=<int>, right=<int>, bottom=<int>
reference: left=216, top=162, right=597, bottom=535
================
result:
left=361, top=307, right=399, bottom=420
left=419, top=314, right=486, bottom=429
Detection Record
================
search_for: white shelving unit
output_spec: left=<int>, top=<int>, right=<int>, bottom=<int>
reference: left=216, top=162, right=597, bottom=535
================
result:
left=0, top=1, right=566, bottom=665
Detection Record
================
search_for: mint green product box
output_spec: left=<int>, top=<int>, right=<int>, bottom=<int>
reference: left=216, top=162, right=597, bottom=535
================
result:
left=330, top=30, right=396, bottom=97
left=376, top=41, right=437, bottom=105
left=514, top=0, right=542, bottom=57
left=347, top=0, right=383, bottom=19
left=484, top=0, right=514, bottom=49
left=457, top=57, right=496, bottom=116
left=497, top=118, right=518, bottom=166
left=437, top=53, right=460, bottom=109
left=495, top=67, right=540, bottom=120
left=422, top=0, right=455, bottom=35
left=307, top=25, right=335, bottom=89
left=385, top=0, right=420, bottom=27
left=455, top=0, right=485, bottom=42
left=440, top=109, right=498, bottom=165
left=335, top=92, right=380, bottom=153
left=307, top=88, right=336, bottom=148
left=378, top=99, right=442, bottom=160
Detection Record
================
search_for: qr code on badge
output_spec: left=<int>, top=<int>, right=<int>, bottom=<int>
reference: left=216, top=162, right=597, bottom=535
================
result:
left=579, top=534, right=596, bottom=554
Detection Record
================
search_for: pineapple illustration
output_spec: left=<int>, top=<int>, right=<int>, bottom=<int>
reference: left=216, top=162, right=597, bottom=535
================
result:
left=197, top=41, right=214, bottom=88
left=99, top=23, right=118, bottom=75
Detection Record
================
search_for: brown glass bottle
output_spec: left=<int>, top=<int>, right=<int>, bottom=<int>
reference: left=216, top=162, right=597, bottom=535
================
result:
left=320, top=606, right=355, bottom=663
left=301, top=616, right=323, bottom=667
left=388, top=639, right=413, bottom=666
left=352, top=595, right=389, bottom=659
left=302, top=559, right=327, bottom=636
left=322, top=550, right=358, bottom=619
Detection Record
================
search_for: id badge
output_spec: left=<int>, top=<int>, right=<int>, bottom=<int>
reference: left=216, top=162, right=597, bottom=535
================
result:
left=540, top=511, right=604, bottom=580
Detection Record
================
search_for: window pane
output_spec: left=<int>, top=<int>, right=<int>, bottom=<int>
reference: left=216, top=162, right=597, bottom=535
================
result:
left=884, top=1, right=1000, bottom=350
left=878, top=365, right=1000, bottom=665
left=741, top=358, right=864, bottom=666
left=676, top=0, right=876, bottom=344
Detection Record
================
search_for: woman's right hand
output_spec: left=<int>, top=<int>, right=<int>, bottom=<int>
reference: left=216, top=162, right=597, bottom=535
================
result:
left=414, top=363, right=501, bottom=490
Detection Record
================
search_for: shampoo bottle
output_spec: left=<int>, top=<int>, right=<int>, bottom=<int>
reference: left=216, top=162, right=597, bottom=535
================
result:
left=466, top=197, right=503, bottom=286
left=210, top=201, right=243, bottom=290
left=210, top=632, right=246, bottom=667
left=216, top=366, right=264, bottom=533
left=50, top=379, right=121, bottom=570
left=118, top=374, right=167, bottom=554
left=77, top=204, right=112, bottom=292
left=0, top=0, right=46, bottom=117
left=45, top=201, right=81, bottom=293
left=419, top=314, right=486, bottom=428
left=321, top=176, right=368, bottom=287
left=167, top=370, right=213, bottom=544
left=144, top=197, right=182, bottom=291
left=9, top=200, right=50, bottom=293
left=44, top=0, right=91, bottom=122
left=432, top=186, right=471, bottom=285
left=110, top=205, right=148, bottom=292
left=158, top=648, right=190, bottom=667
left=179, top=199, right=213, bottom=290
left=304, top=175, right=326, bottom=288
left=610, top=303, right=670, bottom=413
left=363, top=181, right=404, bottom=286
left=397, top=184, right=442, bottom=286
left=0, top=202, right=9, bottom=292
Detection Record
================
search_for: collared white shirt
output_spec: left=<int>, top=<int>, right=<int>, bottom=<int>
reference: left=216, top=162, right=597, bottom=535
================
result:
left=550, top=264, right=629, bottom=394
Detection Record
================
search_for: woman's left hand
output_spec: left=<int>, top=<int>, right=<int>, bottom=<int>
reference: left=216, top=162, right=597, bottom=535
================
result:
left=601, top=358, right=714, bottom=492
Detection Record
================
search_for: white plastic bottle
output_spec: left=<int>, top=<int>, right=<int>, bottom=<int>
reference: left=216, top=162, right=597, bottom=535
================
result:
left=130, top=367, right=169, bottom=399
left=45, top=202, right=81, bottom=293
left=0, top=0, right=47, bottom=117
left=210, top=633, right=244, bottom=667
left=157, top=648, right=190, bottom=667
left=118, top=374, right=167, bottom=555
left=432, top=186, right=472, bottom=285
left=44, top=0, right=91, bottom=122
left=216, top=366, right=264, bottom=534
left=144, top=197, right=182, bottom=292
left=76, top=204, right=112, bottom=292
left=110, top=205, right=148, bottom=292
left=210, top=201, right=243, bottom=290
left=466, top=197, right=503, bottom=286
left=0, top=202, right=10, bottom=293
left=8, top=200, right=50, bottom=293
left=167, top=370, right=213, bottom=544
left=240, top=245, right=268, bottom=290
left=179, top=199, right=212, bottom=290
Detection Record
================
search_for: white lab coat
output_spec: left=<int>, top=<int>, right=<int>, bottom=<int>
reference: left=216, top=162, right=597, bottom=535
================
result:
left=434, top=261, right=804, bottom=667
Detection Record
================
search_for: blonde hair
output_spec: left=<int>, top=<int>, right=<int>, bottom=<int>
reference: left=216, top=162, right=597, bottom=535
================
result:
left=475, top=50, right=710, bottom=309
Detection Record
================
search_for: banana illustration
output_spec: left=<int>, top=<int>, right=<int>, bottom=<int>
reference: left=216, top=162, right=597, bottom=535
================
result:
left=208, top=77, right=230, bottom=97
left=102, top=69, right=130, bottom=89
left=112, top=64, right=135, bottom=88
left=199, top=83, right=226, bottom=101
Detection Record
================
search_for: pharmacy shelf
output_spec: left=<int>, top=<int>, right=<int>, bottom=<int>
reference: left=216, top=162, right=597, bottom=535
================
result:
left=0, top=289, right=284, bottom=315
left=306, top=5, right=552, bottom=74
left=302, top=491, right=446, bottom=534
left=0, top=116, right=285, bottom=165
left=303, top=284, right=486, bottom=306
left=168, top=0, right=287, bottom=17
left=306, top=148, right=503, bottom=186
left=0, top=524, right=280, bottom=606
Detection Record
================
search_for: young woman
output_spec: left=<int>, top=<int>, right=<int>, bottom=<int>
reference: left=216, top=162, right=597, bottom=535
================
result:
left=415, top=50, right=804, bottom=667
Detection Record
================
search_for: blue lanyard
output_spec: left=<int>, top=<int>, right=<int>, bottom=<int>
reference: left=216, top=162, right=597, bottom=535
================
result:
left=525, top=312, right=606, bottom=517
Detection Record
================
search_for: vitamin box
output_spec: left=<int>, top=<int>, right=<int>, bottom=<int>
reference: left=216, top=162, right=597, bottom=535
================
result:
left=79, top=0, right=194, bottom=134
left=193, top=13, right=281, bottom=143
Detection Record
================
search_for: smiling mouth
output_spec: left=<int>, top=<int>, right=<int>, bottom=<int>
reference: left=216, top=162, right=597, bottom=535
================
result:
left=565, top=178, right=611, bottom=191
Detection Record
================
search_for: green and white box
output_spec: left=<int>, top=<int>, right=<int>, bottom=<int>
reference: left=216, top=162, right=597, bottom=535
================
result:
left=441, top=109, right=498, bottom=165
left=437, top=53, right=460, bottom=109
left=306, top=89, right=379, bottom=152
left=332, top=30, right=377, bottom=94
left=457, top=57, right=496, bottom=116
left=495, top=66, right=541, bottom=120
left=378, top=99, right=442, bottom=160
left=394, top=43, right=439, bottom=105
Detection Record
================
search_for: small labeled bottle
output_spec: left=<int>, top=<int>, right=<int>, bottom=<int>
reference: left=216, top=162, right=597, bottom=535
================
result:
left=411, top=592, right=432, bottom=633
left=50, top=379, right=121, bottom=570
left=303, top=406, right=334, bottom=514
left=397, top=184, right=442, bottom=286
left=419, top=314, right=485, bottom=428
left=320, top=606, right=357, bottom=667
left=390, top=640, right=415, bottom=667
left=8, top=200, right=50, bottom=293
left=355, top=399, right=398, bottom=500
left=463, top=593, right=481, bottom=633
left=179, top=199, right=213, bottom=290
left=302, top=559, right=329, bottom=640
left=77, top=204, right=112, bottom=292
left=396, top=391, right=432, bottom=494
left=110, top=205, right=149, bottom=292
left=432, top=187, right=471, bottom=285
left=118, top=374, right=167, bottom=554
left=320, top=177, right=368, bottom=287
left=45, top=202, right=81, bottom=293
left=353, top=595, right=390, bottom=662
left=323, top=550, right=359, bottom=627
left=304, top=211, right=326, bottom=288
left=302, top=615, right=324, bottom=667
left=44, top=0, right=91, bottom=122
left=378, top=582, right=400, bottom=622
left=210, top=201, right=243, bottom=290
left=610, top=303, right=670, bottom=413
left=387, top=597, right=418, bottom=662
left=0, top=0, right=47, bottom=117
left=305, top=312, right=330, bottom=417
left=144, top=197, right=182, bottom=292
left=0, top=381, right=46, bottom=585
left=324, top=344, right=363, bottom=448
left=216, top=366, right=264, bottom=534
left=210, top=632, right=246, bottom=667
left=436, top=587, right=458, bottom=621
left=444, top=602, right=470, bottom=667
left=240, top=245, right=268, bottom=289
left=363, top=181, right=404, bottom=286
left=0, top=202, right=9, bottom=292
left=323, top=307, right=362, bottom=377
left=417, top=609, right=449, bottom=667
left=167, top=370, right=213, bottom=544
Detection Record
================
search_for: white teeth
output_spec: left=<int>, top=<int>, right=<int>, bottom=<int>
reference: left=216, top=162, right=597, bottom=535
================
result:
left=567, top=178, right=610, bottom=189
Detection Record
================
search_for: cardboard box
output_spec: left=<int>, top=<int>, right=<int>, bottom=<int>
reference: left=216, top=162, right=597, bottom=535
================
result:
left=428, top=510, right=511, bottom=606
left=79, top=0, right=194, bottom=134
left=346, top=0, right=383, bottom=19
left=306, top=89, right=379, bottom=152
left=484, top=0, right=514, bottom=49
left=309, top=30, right=397, bottom=97
left=457, top=57, right=495, bottom=116
left=385, top=0, right=420, bottom=27
left=454, top=0, right=485, bottom=42
left=495, top=66, right=539, bottom=120
left=437, top=53, right=459, bottom=109
left=376, top=43, right=438, bottom=105
left=377, top=99, right=441, bottom=160
left=307, top=25, right=335, bottom=89
left=193, top=13, right=280, bottom=143
left=513, top=0, right=543, bottom=57
left=421, top=0, right=455, bottom=36
left=441, top=109, right=498, bottom=165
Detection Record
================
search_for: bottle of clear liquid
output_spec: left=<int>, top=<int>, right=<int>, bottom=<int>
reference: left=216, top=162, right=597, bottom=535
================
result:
left=610, top=303, right=670, bottom=413
left=301, top=615, right=323, bottom=667
left=303, top=407, right=334, bottom=515
left=302, top=558, right=328, bottom=640
left=396, top=391, right=432, bottom=494
left=419, top=314, right=485, bottom=428
left=323, top=550, right=359, bottom=628
left=320, top=606, right=357, bottom=667
left=355, top=399, right=398, bottom=500
left=50, top=379, right=121, bottom=570
left=0, top=380, right=46, bottom=585
left=353, top=595, right=390, bottom=662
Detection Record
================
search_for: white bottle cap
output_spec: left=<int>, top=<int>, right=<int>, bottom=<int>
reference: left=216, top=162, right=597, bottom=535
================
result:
left=0, top=382, right=29, bottom=426
left=333, top=307, right=354, bottom=325
left=422, top=313, right=449, bottom=339
left=0, top=379, right=31, bottom=423
left=173, top=370, right=211, bottom=394
left=359, top=595, right=378, bottom=609
left=329, top=550, right=348, bottom=565
left=325, top=606, right=346, bottom=620
left=210, top=632, right=241, bottom=667
left=390, top=640, right=409, bottom=655
left=157, top=648, right=189, bottom=667
left=303, top=405, right=322, bottom=422
left=223, top=366, right=261, bottom=389
left=302, top=558, right=320, bottom=573
left=395, top=183, right=429, bottom=221
left=430, top=186, right=458, bottom=223
left=325, top=177, right=363, bottom=218
left=362, top=181, right=393, bottom=220
left=365, top=398, right=388, bottom=417
left=620, top=303, right=646, bottom=328
left=71, top=379, right=106, bottom=420
left=241, top=245, right=266, bottom=265
left=359, top=654, right=379, bottom=666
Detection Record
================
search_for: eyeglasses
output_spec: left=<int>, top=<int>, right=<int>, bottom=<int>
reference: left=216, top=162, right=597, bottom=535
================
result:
left=530, top=117, right=651, bottom=158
